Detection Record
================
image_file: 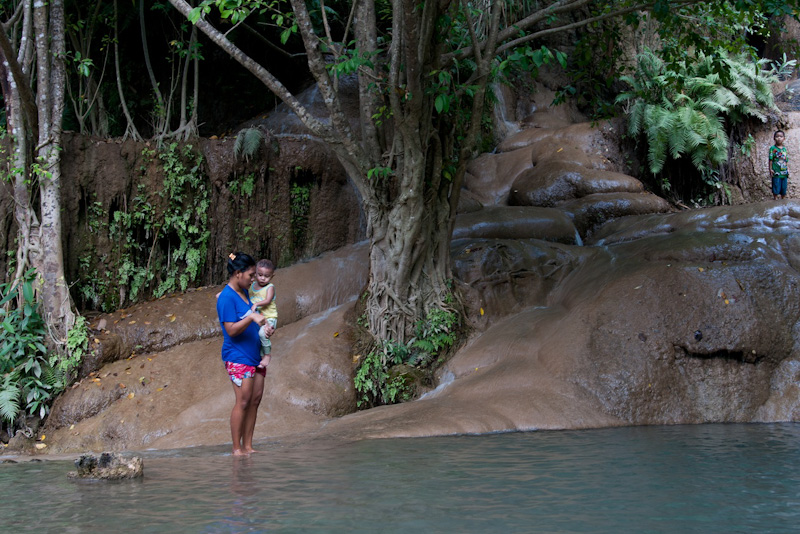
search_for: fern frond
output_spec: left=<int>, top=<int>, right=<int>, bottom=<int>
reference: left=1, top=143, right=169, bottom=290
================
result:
left=712, top=87, right=741, bottom=110
left=0, top=374, right=21, bottom=423
left=628, top=101, right=646, bottom=136
left=233, top=128, right=266, bottom=161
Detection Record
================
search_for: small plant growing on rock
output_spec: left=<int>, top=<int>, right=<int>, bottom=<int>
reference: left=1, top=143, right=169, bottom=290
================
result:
left=354, top=300, right=461, bottom=408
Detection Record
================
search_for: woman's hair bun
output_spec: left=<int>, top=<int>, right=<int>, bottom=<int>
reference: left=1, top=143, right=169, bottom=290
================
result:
left=227, top=252, right=255, bottom=276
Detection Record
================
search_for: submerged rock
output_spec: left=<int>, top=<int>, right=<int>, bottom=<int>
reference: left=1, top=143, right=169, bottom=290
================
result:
left=68, top=452, right=143, bottom=480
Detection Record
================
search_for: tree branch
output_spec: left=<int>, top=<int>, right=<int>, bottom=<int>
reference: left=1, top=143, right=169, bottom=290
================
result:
left=167, top=0, right=330, bottom=138
left=0, top=25, right=37, bottom=141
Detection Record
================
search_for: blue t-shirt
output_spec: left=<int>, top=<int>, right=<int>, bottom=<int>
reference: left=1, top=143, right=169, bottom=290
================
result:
left=216, top=285, right=261, bottom=366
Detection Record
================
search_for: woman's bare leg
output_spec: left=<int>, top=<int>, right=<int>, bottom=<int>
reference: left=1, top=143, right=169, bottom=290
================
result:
left=242, top=372, right=265, bottom=453
left=230, top=377, right=254, bottom=456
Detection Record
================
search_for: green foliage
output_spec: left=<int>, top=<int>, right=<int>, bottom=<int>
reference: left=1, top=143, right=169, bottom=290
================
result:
left=74, top=144, right=210, bottom=310
left=354, top=303, right=460, bottom=408
left=327, top=47, right=375, bottom=77
left=617, top=48, right=777, bottom=184
left=409, top=307, right=459, bottom=365
left=233, top=128, right=266, bottom=161
left=353, top=351, right=411, bottom=408
left=65, top=315, right=90, bottom=364
left=367, top=166, right=393, bottom=181
left=554, top=1, right=799, bottom=119
left=157, top=143, right=211, bottom=296
left=0, top=271, right=79, bottom=426
left=768, top=53, right=797, bottom=81
left=229, top=173, right=256, bottom=197
left=499, top=45, right=566, bottom=77
left=290, top=179, right=311, bottom=249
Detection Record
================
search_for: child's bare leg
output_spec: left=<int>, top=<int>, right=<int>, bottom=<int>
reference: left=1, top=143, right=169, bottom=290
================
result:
left=242, top=373, right=265, bottom=453
left=230, top=377, right=254, bottom=456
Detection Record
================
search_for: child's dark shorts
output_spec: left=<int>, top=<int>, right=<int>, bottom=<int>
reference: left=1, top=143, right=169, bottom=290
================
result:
left=772, top=175, right=788, bottom=196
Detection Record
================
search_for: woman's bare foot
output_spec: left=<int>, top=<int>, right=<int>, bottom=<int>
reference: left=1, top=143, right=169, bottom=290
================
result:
left=232, top=448, right=250, bottom=456
left=243, top=447, right=259, bottom=454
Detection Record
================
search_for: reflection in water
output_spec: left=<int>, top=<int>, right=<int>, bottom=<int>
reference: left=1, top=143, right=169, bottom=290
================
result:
left=2, top=424, right=800, bottom=533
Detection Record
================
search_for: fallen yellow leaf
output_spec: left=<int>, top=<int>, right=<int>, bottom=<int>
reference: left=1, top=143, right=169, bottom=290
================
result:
left=69, top=424, right=75, bottom=430
left=169, top=314, right=177, bottom=322
left=129, top=320, right=136, bottom=324
left=119, top=383, right=126, bottom=388
left=34, top=443, right=47, bottom=450
left=333, top=332, right=339, bottom=337
left=94, top=338, right=100, bottom=344
left=724, top=299, right=730, bottom=305
left=480, top=307, right=484, bottom=316
left=156, top=387, right=163, bottom=392
left=698, top=267, right=705, bottom=272
left=39, top=434, right=45, bottom=441
left=557, top=147, right=563, bottom=152
left=127, top=392, right=135, bottom=399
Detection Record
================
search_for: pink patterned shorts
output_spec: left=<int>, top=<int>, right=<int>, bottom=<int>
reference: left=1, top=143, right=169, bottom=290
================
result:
left=225, top=361, right=266, bottom=387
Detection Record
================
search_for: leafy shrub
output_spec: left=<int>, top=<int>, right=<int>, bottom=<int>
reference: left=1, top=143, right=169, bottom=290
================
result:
left=0, top=272, right=79, bottom=430
left=354, top=304, right=460, bottom=408
left=617, top=48, right=777, bottom=186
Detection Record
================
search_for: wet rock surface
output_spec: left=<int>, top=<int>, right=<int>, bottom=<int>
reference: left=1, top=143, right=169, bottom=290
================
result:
left=32, top=200, right=800, bottom=454
left=509, top=161, right=644, bottom=207
left=68, top=452, right=143, bottom=480
left=453, top=206, right=578, bottom=244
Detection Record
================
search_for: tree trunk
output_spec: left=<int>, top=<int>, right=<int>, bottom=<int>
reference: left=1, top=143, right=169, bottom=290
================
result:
left=364, top=175, right=454, bottom=343
left=31, top=0, right=74, bottom=340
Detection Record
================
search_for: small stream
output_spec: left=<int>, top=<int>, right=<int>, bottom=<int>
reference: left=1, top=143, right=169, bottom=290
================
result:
left=3, top=424, right=799, bottom=533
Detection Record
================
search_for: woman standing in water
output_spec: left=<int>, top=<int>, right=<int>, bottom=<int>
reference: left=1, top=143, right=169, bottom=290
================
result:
left=216, top=252, right=275, bottom=455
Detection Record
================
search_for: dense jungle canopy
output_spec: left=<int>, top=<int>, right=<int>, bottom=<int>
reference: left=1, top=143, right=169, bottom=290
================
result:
left=2, top=0, right=800, bottom=428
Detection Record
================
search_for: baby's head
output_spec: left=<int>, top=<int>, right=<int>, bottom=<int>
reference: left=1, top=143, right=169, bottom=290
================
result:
left=255, top=259, right=275, bottom=286
left=774, top=130, right=786, bottom=146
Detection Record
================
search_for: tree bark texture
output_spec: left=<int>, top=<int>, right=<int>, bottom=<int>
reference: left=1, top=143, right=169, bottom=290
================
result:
left=1, top=0, right=74, bottom=339
left=32, top=0, right=74, bottom=338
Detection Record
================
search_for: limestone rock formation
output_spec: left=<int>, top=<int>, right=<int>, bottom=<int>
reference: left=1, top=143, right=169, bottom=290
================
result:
left=26, top=81, right=800, bottom=457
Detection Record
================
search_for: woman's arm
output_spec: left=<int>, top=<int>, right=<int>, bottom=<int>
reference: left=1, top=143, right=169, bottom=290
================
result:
left=224, top=312, right=265, bottom=337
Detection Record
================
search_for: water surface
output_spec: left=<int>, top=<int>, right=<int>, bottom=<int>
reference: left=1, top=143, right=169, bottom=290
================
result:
left=2, top=424, right=799, bottom=533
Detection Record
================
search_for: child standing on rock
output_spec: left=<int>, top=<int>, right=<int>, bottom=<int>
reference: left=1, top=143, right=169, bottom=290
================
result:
left=249, top=259, right=278, bottom=369
left=769, top=130, right=789, bottom=200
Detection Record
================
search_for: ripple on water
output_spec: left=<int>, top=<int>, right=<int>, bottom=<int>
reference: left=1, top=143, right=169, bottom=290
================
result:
left=2, top=424, right=800, bottom=533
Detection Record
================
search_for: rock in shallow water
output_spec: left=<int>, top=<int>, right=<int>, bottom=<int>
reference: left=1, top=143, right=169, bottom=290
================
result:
left=68, top=452, right=143, bottom=480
